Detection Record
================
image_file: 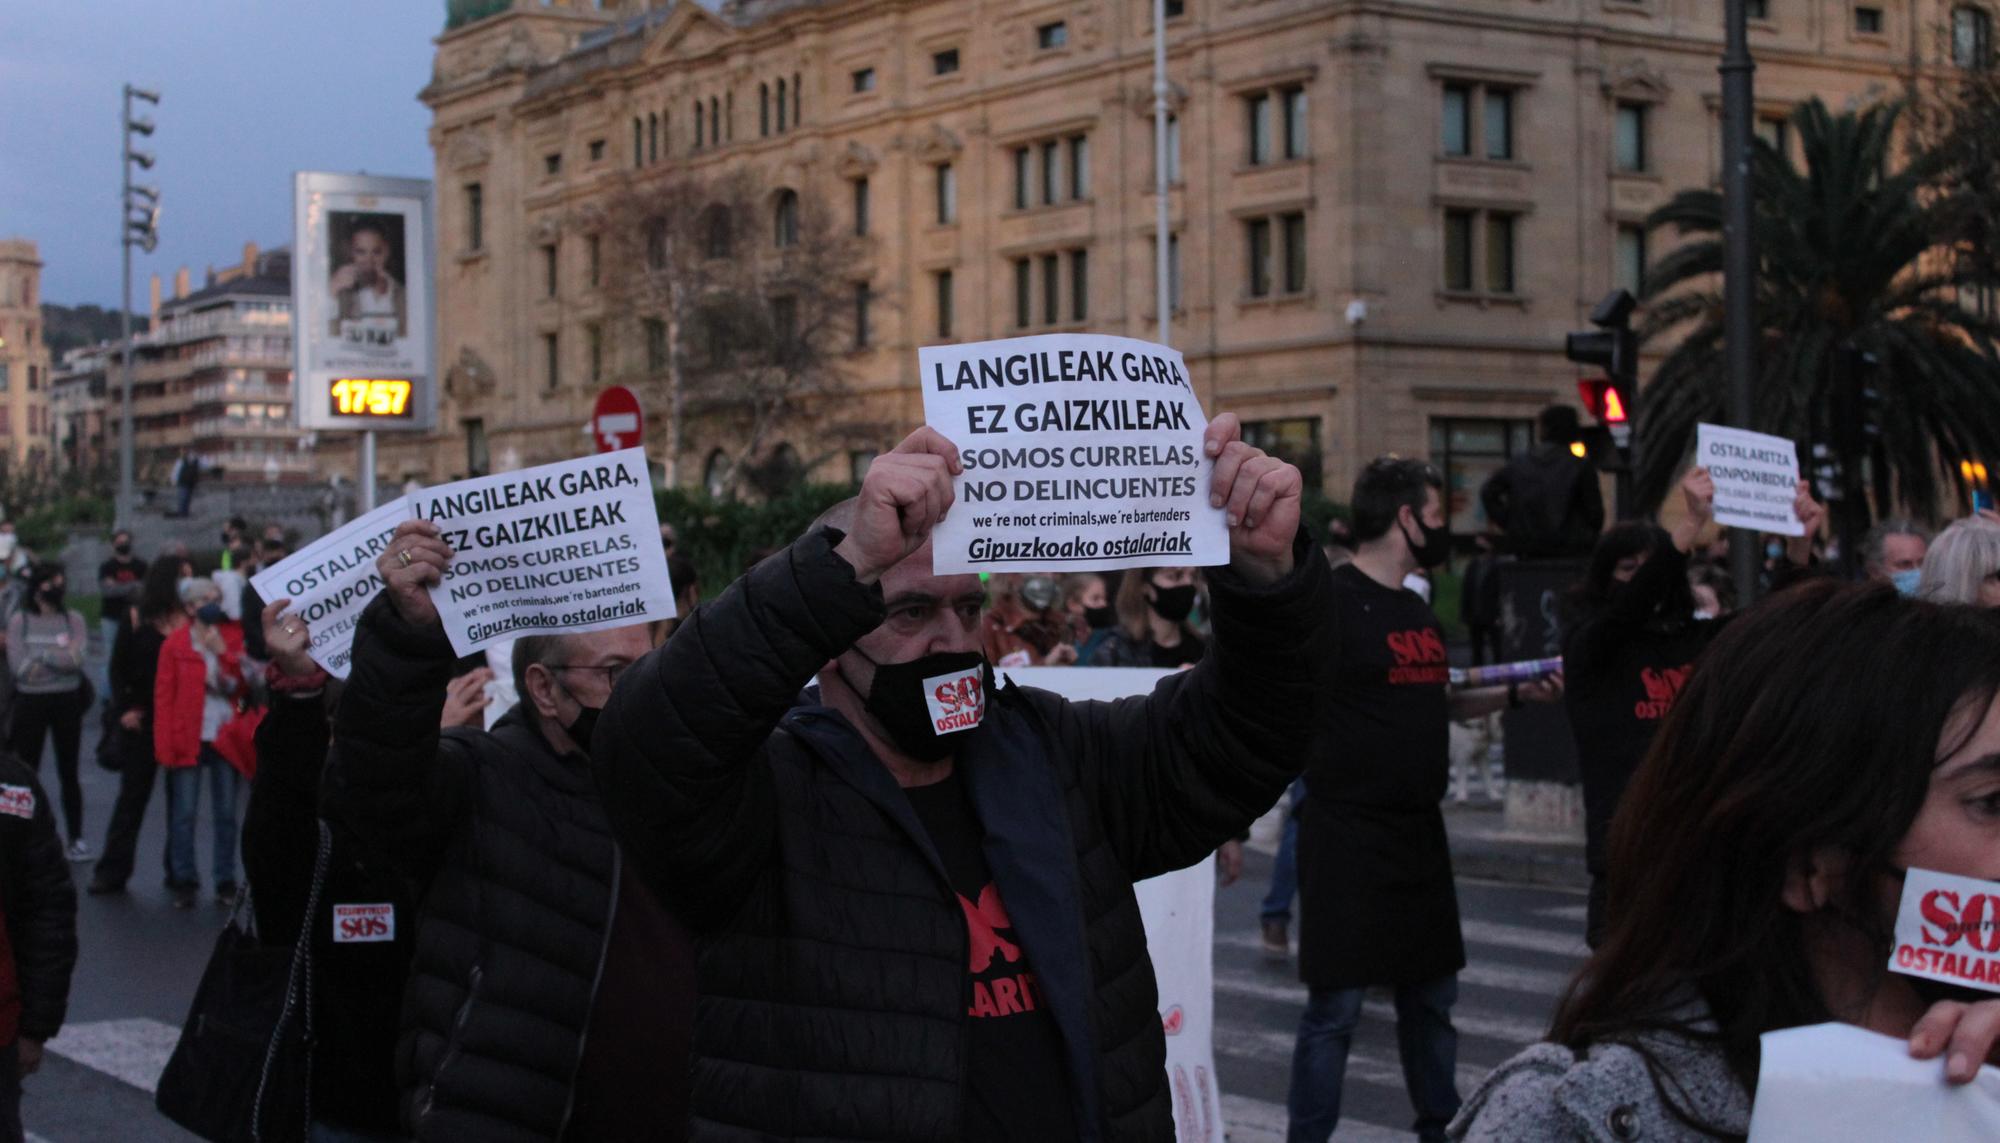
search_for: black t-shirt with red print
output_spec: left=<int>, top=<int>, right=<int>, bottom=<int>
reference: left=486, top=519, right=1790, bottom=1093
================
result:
left=904, top=769, right=1079, bottom=1143
left=1310, top=562, right=1452, bottom=809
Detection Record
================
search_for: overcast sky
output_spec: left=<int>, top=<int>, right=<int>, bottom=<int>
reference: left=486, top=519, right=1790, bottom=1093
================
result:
left=0, top=2, right=441, bottom=307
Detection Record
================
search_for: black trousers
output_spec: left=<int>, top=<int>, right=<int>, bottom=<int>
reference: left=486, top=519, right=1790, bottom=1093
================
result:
left=8, top=689, right=84, bottom=842
left=1466, top=625, right=1500, bottom=667
left=92, top=728, right=160, bottom=888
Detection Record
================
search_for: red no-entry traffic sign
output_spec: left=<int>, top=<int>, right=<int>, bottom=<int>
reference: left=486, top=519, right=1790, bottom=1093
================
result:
left=591, top=386, right=643, bottom=453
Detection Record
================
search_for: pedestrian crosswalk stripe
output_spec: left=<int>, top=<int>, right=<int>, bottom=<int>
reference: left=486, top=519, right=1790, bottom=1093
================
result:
left=1215, top=1024, right=1491, bottom=1093
left=1212, top=933, right=1576, bottom=997
left=1221, top=1093, right=1405, bottom=1142
left=1534, top=903, right=1589, bottom=923
left=45, top=1017, right=179, bottom=1095
left=1458, top=918, right=1589, bottom=958
left=1213, top=973, right=1559, bottom=1042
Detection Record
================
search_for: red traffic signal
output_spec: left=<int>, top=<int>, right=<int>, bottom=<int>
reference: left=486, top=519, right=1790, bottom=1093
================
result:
left=1577, top=378, right=1629, bottom=425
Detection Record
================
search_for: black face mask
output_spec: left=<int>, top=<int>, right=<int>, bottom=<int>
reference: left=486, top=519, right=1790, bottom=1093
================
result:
left=1399, top=515, right=1452, bottom=570
left=1149, top=584, right=1198, bottom=623
left=564, top=704, right=601, bottom=754
left=114, top=543, right=132, bottom=556
left=858, top=649, right=989, bottom=762
left=39, top=586, right=64, bottom=609
left=1084, top=604, right=1118, bottom=630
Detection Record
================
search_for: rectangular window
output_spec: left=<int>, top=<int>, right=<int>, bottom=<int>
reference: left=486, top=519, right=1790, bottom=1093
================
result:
left=1615, top=103, right=1648, bottom=173
left=854, top=283, right=872, bottom=349
left=1042, top=254, right=1061, bottom=325
left=1041, top=140, right=1060, bottom=205
left=1165, top=0, right=1186, bottom=15
left=937, top=163, right=957, bottom=224
left=1486, top=213, right=1517, bottom=294
left=634, top=118, right=643, bottom=167
left=1243, top=418, right=1324, bottom=496
left=1165, top=113, right=1182, bottom=182
left=1038, top=21, right=1068, bottom=49
left=589, top=138, right=605, bottom=162
left=1281, top=213, right=1306, bottom=294
left=934, top=48, right=960, bottom=75
left=543, top=333, right=559, bottom=391
left=1014, top=148, right=1032, bottom=209
left=1615, top=224, right=1648, bottom=296
left=695, top=101, right=705, bottom=148
left=465, top=183, right=484, bottom=251
left=852, top=67, right=876, bottom=93
left=542, top=245, right=558, bottom=298
left=1443, top=209, right=1475, bottom=291
left=1070, top=249, right=1088, bottom=322
left=1069, top=135, right=1090, bottom=199
left=1755, top=115, right=1790, bottom=154
left=587, top=234, right=601, bottom=287
left=544, top=152, right=562, bottom=176
left=1484, top=89, right=1514, bottom=160
left=1442, top=84, right=1471, bottom=157
left=1747, top=0, right=1769, bottom=17
left=1248, top=92, right=1272, bottom=164
left=853, top=177, right=870, bottom=236
left=1282, top=86, right=1307, bottom=159
left=1856, top=6, right=1884, bottom=34
left=936, top=270, right=955, bottom=338
left=761, top=84, right=771, bottom=135
left=1168, top=232, right=1182, bottom=310
left=645, top=318, right=668, bottom=371
left=776, top=80, right=788, bottom=132
left=1015, top=258, right=1033, bottom=328
left=588, top=323, right=603, bottom=382
left=1248, top=217, right=1273, bottom=297
left=1955, top=6, right=1992, bottom=68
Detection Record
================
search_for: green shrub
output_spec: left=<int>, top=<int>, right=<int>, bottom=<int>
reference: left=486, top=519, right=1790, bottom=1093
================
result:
left=658, top=484, right=856, bottom=596
left=14, top=494, right=114, bottom=559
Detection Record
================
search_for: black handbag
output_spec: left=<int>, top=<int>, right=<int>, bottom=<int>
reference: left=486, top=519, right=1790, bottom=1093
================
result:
left=155, top=820, right=331, bottom=1142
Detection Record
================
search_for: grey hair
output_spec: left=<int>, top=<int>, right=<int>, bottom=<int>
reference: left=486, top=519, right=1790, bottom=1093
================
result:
left=1862, top=518, right=1932, bottom=574
left=1917, top=518, right=2000, bottom=605
left=177, top=576, right=218, bottom=606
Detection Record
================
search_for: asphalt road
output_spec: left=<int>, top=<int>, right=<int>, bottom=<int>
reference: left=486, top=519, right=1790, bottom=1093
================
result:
left=25, top=707, right=1586, bottom=1142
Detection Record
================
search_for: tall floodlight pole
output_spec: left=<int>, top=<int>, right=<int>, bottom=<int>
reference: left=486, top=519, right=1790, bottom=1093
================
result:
left=1152, top=0, right=1172, bottom=346
left=1721, top=2, right=1758, bottom=605
left=120, top=84, right=161, bottom=529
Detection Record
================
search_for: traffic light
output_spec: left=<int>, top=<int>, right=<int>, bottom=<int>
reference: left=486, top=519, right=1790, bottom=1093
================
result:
left=1567, top=290, right=1639, bottom=464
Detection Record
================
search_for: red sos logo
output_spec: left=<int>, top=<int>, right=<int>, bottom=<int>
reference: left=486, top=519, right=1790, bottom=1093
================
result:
left=1920, top=890, right=2000, bottom=953
left=1386, top=629, right=1446, bottom=667
left=340, top=916, right=390, bottom=940
left=932, top=674, right=984, bottom=715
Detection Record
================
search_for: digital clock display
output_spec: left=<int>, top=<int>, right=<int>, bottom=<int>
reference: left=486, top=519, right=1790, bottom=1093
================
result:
left=329, top=378, right=414, bottom=418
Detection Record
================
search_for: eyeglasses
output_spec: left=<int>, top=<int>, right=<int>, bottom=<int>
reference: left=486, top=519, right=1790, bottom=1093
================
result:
left=546, top=662, right=632, bottom=686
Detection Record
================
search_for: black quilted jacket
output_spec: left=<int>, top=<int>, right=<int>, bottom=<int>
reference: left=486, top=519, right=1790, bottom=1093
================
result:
left=594, top=528, right=1333, bottom=1141
left=0, top=752, right=75, bottom=1044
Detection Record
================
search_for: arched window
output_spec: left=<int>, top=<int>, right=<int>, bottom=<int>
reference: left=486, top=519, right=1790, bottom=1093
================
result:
left=1956, top=5, right=1994, bottom=68
left=703, top=205, right=732, bottom=259
left=773, top=189, right=799, bottom=248
left=704, top=449, right=731, bottom=499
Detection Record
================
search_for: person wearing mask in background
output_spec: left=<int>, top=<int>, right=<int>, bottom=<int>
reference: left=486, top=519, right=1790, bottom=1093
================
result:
left=88, top=557, right=191, bottom=895
left=0, top=749, right=77, bottom=1142
left=1478, top=406, right=1605, bottom=560
left=983, top=574, right=1077, bottom=667
left=97, top=531, right=147, bottom=697
left=154, top=578, right=250, bottom=909
left=242, top=600, right=416, bottom=1142
left=1451, top=584, right=2000, bottom=1139
left=6, top=565, right=90, bottom=862
left=1086, top=565, right=1206, bottom=668
left=1864, top=518, right=1931, bottom=594
left=239, top=532, right=293, bottom=663
left=1916, top=515, right=2000, bottom=608
left=1686, top=563, right=1733, bottom=619
left=1458, top=533, right=1503, bottom=666
left=320, top=526, right=693, bottom=1141
left=1290, top=457, right=1562, bottom=1143
left=1061, top=572, right=1117, bottom=664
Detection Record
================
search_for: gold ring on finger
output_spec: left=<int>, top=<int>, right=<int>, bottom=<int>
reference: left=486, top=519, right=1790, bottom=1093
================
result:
left=398, top=548, right=413, bottom=568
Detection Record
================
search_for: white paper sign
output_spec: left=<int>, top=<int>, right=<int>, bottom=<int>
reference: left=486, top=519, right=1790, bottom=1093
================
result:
left=252, top=496, right=411, bottom=679
left=331, top=903, right=396, bottom=944
left=1749, top=1023, right=2000, bottom=1141
left=409, top=448, right=673, bottom=656
left=1890, top=867, right=2000, bottom=993
left=921, top=664, right=987, bottom=735
left=1000, top=666, right=1221, bottom=1143
left=919, top=334, right=1228, bottom=574
left=1696, top=423, right=1804, bottom=537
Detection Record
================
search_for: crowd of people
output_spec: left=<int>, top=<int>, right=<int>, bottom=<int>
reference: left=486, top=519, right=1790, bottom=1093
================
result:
left=0, top=405, right=1991, bottom=1140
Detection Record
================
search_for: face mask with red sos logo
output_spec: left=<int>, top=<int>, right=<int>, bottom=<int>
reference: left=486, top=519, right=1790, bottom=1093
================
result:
left=859, top=650, right=991, bottom=761
left=1888, top=867, right=2000, bottom=1005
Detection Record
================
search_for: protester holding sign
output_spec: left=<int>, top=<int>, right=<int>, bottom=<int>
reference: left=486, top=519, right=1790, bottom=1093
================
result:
left=1290, top=457, right=1562, bottom=1143
left=1452, top=583, right=2000, bottom=1140
left=593, top=415, right=1330, bottom=1141
left=317, top=516, right=695, bottom=1141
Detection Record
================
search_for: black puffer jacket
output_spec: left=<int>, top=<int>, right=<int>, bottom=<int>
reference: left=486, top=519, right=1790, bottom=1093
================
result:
left=0, top=753, right=75, bottom=1044
left=594, top=528, right=1333, bottom=1141
left=322, top=595, right=616, bottom=1143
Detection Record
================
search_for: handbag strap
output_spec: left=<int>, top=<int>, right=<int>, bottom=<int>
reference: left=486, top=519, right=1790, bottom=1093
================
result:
left=251, top=818, right=331, bottom=1142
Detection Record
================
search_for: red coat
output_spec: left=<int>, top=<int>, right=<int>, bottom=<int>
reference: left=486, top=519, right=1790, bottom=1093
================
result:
left=153, top=621, right=259, bottom=776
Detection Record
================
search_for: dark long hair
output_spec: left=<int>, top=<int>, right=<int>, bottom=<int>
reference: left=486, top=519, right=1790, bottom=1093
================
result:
left=1563, top=523, right=1699, bottom=634
left=1552, top=582, right=2000, bottom=1113
left=137, top=557, right=191, bottom=626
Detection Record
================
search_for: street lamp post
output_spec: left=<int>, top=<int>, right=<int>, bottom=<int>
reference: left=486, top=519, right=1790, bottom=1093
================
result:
left=119, top=84, right=160, bottom=530
left=1721, top=2, right=1758, bottom=604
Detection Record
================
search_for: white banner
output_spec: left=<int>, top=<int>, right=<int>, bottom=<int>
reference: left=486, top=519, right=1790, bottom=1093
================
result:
left=1001, top=666, right=1222, bottom=1143
left=1889, top=867, right=2000, bottom=994
left=1696, top=423, right=1804, bottom=537
left=251, top=496, right=410, bottom=678
left=409, top=448, right=673, bottom=656
left=920, top=334, right=1228, bottom=574
left=1750, top=1023, right=2000, bottom=1141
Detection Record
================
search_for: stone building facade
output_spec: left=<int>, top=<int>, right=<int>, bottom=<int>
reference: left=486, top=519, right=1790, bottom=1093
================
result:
left=0, top=239, right=55, bottom=471
left=403, top=0, right=1982, bottom=533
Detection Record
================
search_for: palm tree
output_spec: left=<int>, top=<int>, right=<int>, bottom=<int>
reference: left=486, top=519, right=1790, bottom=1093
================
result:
left=1636, top=98, right=2000, bottom=529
